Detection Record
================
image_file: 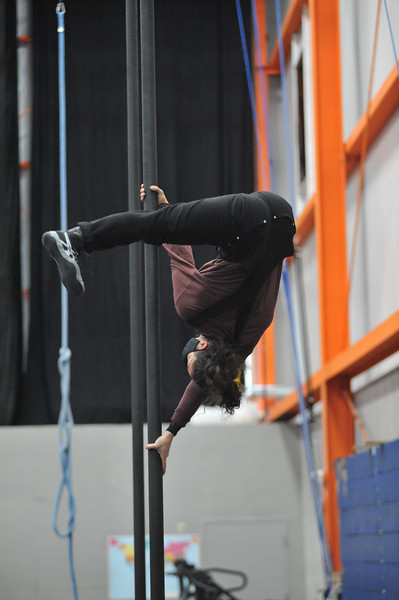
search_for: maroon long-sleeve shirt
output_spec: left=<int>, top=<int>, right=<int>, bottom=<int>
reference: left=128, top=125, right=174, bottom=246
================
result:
left=164, top=243, right=282, bottom=431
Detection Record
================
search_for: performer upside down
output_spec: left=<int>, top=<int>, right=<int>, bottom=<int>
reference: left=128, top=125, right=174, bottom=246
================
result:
left=43, top=185, right=296, bottom=473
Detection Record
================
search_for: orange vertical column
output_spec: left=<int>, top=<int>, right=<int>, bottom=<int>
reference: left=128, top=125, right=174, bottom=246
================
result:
left=253, top=0, right=275, bottom=410
left=309, top=0, right=354, bottom=571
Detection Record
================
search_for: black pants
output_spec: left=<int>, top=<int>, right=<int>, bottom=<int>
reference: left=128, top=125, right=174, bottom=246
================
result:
left=78, top=191, right=295, bottom=266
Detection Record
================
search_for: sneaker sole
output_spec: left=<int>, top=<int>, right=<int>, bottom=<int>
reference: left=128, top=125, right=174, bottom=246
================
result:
left=42, top=231, right=85, bottom=296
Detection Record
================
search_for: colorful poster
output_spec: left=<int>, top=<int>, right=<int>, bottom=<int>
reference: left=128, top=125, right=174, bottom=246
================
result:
left=107, top=533, right=200, bottom=599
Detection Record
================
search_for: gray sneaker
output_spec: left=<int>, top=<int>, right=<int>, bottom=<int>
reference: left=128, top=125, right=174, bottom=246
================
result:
left=42, top=230, right=85, bottom=295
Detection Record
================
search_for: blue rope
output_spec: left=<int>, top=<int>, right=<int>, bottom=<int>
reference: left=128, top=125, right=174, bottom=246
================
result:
left=235, top=0, right=269, bottom=189
left=250, top=0, right=276, bottom=192
left=282, top=268, right=334, bottom=591
left=275, top=0, right=333, bottom=593
left=273, top=0, right=334, bottom=590
left=383, top=0, right=399, bottom=78
left=53, top=4, right=78, bottom=599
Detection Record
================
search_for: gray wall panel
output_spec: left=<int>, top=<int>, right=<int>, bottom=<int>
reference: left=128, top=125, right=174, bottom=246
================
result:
left=340, top=0, right=399, bottom=139
left=354, top=367, right=399, bottom=446
left=0, top=423, right=310, bottom=600
left=346, top=107, right=399, bottom=345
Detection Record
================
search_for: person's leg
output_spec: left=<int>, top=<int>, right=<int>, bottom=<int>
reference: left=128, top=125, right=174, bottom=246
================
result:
left=42, top=227, right=86, bottom=295
left=78, top=194, right=241, bottom=252
left=42, top=193, right=239, bottom=295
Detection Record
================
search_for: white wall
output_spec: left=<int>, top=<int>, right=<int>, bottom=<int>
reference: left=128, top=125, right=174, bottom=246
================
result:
left=340, top=0, right=399, bottom=139
left=297, top=413, right=325, bottom=600
left=0, top=423, right=313, bottom=600
left=353, top=366, right=399, bottom=446
left=346, top=107, right=399, bottom=345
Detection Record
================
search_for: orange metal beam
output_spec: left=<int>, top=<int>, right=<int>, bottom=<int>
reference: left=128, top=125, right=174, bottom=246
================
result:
left=309, top=0, right=353, bottom=572
left=345, top=66, right=399, bottom=178
left=267, top=369, right=323, bottom=421
left=293, top=193, right=315, bottom=245
left=325, top=310, right=399, bottom=382
left=254, top=0, right=271, bottom=191
left=253, top=0, right=275, bottom=412
left=267, top=0, right=307, bottom=72
left=267, top=310, right=399, bottom=420
left=253, top=327, right=277, bottom=412
left=264, top=323, right=277, bottom=407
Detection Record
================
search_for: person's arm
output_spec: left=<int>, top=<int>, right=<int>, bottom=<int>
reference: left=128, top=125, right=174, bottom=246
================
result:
left=167, top=380, right=206, bottom=434
left=145, top=381, right=206, bottom=474
left=145, top=431, right=174, bottom=475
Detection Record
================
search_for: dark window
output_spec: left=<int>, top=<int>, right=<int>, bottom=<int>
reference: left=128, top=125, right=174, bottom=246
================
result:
left=297, top=56, right=306, bottom=182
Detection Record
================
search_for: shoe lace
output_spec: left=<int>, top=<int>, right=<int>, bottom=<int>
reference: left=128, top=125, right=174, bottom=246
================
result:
left=60, top=231, right=93, bottom=275
left=63, top=232, right=79, bottom=261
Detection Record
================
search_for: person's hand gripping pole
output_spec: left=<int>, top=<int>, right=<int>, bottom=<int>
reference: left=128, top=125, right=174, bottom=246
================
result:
left=145, top=431, right=174, bottom=475
left=140, top=184, right=169, bottom=206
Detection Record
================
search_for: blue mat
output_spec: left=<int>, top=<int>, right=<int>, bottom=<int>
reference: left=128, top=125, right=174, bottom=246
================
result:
left=336, top=438, right=399, bottom=598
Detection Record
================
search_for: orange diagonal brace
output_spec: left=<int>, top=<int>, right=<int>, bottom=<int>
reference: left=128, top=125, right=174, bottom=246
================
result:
left=325, top=311, right=399, bottom=381
left=345, top=65, right=399, bottom=178
left=294, top=193, right=315, bottom=245
left=267, top=310, right=399, bottom=421
left=268, top=0, right=307, bottom=72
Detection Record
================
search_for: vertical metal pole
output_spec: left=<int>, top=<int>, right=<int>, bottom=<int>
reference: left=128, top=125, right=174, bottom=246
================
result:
left=140, top=1, right=165, bottom=599
left=126, top=1, right=146, bottom=598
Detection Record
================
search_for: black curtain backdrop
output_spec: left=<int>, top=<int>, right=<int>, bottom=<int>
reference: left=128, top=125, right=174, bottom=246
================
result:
left=17, top=0, right=253, bottom=424
left=0, top=0, right=21, bottom=425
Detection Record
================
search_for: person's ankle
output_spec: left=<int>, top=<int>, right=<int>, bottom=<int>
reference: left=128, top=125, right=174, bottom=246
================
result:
left=67, top=226, right=84, bottom=251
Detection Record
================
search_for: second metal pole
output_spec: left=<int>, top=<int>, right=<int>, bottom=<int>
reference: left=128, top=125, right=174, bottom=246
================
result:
left=140, top=1, right=165, bottom=598
left=126, top=1, right=146, bottom=598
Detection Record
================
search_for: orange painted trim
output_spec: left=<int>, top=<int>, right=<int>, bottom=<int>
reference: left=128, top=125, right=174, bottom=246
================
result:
left=18, top=35, right=32, bottom=44
left=345, top=66, right=399, bottom=178
left=19, top=106, right=32, bottom=119
left=253, top=334, right=267, bottom=412
left=264, top=323, right=276, bottom=385
left=267, top=0, right=307, bottom=72
left=261, top=67, right=281, bottom=76
left=20, top=161, right=31, bottom=169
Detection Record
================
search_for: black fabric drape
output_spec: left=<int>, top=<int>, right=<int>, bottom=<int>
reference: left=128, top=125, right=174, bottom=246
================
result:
left=17, top=0, right=253, bottom=424
left=0, top=0, right=21, bottom=424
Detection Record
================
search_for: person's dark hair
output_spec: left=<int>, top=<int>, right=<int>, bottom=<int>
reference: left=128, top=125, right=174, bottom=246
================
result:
left=191, top=336, right=243, bottom=415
